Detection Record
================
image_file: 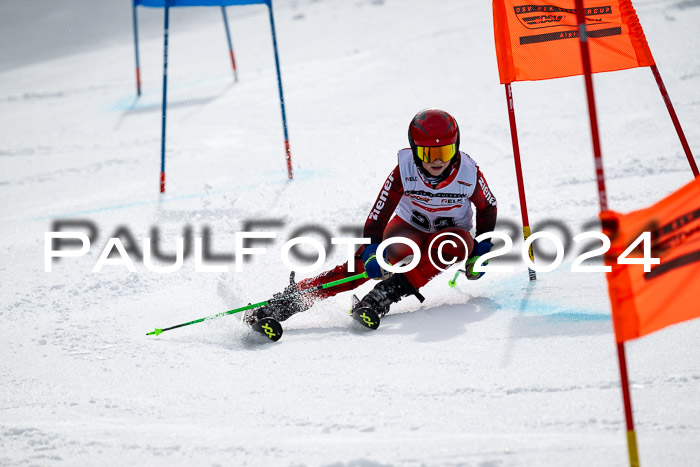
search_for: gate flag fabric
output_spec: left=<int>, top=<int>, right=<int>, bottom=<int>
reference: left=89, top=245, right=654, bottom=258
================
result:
left=493, top=0, right=656, bottom=83
left=601, top=177, right=700, bottom=343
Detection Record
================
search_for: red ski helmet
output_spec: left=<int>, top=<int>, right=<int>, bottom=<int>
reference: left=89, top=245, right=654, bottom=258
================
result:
left=408, top=109, right=460, bottom=163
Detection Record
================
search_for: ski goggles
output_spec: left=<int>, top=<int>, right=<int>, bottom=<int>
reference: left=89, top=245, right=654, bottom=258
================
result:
left=415, top=143, right=457, bottom=163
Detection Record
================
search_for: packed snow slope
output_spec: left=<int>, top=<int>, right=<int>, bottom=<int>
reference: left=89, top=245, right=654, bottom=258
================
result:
left=1, top=0, right=699, bottom=465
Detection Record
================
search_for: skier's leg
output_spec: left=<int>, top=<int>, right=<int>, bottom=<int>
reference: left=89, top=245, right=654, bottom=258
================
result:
left=295, top=217, right=430, bottom=305
left=352, top=225, right=473, bottom=319
left=405, top=227, right=473, bottom=288
left=244, top=255, right=369, bottom=324
left=351, top=217, right=428, bottom=318
left=381, top=216, right=426, bottom=264
left=242, top=271, right=310, bottom=324
left=248, top=219, right=466, bottom=324
left=295, top=251, right=369, bottom=304
left=245, top=240, right=389, bottom=324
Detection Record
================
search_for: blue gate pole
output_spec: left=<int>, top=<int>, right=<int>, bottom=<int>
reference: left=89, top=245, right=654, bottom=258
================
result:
left=132, top=0, right=142, bottom=97
left=160, top=2, right=171, bottom=193
left=221, top=7, right=238, bottom=82
left=266, top=0, right=293, bottom=179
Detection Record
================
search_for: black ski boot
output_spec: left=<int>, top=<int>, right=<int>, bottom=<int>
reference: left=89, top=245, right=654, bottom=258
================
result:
left=242, top=272, right=310, bottom=325
left=351, top=273, right=424, bottom=330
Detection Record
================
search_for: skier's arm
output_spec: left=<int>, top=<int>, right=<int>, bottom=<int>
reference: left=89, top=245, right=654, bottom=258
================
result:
left=363, top=165, right=403, bottom=244
left=466, top=168, right=497, bottom=280
left=470, top=168, right=497, bottom=237
left=362, top=166, right=403, bottom=279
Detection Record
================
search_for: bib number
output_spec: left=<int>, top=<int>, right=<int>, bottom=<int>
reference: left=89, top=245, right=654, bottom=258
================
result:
left=410, top=210, right=455, bottom=231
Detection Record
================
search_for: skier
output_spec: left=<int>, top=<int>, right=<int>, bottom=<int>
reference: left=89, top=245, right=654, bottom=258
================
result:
left=244, top=108, right=497, bottom=328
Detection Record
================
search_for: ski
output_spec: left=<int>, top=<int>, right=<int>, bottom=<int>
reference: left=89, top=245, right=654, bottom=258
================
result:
left=249, top=317, right=283, bottom=342
left=350, top=294, right=381, bottom=330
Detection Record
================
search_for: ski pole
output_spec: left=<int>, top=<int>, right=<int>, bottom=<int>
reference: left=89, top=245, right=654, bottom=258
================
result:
left=448, top=266, right=467, bottom=287
left=147, top=271, right=369, bottom=336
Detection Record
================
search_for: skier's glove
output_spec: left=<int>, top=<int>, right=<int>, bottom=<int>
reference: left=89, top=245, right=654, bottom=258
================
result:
left=361, top=244, right=392, bottom=280
left=465, top=240, right=493, bottom=280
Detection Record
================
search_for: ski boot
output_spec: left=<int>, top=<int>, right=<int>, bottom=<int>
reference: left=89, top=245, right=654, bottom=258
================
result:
left=351, top=273, right=424, bottom=330
left=242, top=272, right=310, bottom=326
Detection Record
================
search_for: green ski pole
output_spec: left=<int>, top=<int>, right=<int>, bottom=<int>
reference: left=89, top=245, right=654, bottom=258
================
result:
left=147, top=271, right=369, bottom=336
left=448, top=266, right=467, bottom=288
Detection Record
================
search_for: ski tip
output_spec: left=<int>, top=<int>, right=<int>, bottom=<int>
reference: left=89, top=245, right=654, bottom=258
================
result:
left=351, top=307, right=380, bottom=330
left=251, top=317, right=283, bottom=342
left=147, top=328, right=163, bottom=336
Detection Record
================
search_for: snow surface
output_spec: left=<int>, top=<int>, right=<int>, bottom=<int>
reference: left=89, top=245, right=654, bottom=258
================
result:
left=1, top=0, right=699, bottom=465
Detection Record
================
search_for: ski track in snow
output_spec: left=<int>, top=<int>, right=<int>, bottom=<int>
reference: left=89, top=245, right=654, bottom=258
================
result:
left=1, top=0, right=700, bottom=465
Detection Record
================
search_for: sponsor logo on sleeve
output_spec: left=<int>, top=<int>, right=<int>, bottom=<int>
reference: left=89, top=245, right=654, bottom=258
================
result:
left=478, top=176, right=497, bottom=207
left=368, top=173, right=395, bottom=221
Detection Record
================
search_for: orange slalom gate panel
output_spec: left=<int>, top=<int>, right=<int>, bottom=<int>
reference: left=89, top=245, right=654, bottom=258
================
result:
left=493, top=0, right=655, bottom=83
left=601, top=177, right=700, bottom=343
